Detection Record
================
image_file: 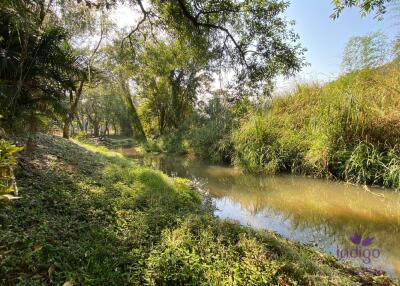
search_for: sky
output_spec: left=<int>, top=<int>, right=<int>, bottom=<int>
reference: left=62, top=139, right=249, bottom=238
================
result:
left=111, top=1, right=399, bottom=93
left=277, top=0, right=398, bottom=91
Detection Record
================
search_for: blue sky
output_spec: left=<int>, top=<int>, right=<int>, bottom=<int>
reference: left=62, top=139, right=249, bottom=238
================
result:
left=279, top=0, right=398, bottom=90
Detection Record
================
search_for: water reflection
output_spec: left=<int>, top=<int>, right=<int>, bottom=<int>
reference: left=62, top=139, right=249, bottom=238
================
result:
left=119, top=150, right=400, bottom=277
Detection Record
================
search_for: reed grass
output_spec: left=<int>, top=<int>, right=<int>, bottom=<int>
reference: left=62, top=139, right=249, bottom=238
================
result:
left=233, top=62, right=400, bottom=189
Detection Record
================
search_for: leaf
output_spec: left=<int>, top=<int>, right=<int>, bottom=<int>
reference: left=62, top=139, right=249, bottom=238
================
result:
left=63, top=282, right=73, bottom=286
left=48, top=265, right=55, bottom=282
left=33, top=244, right=43, bottom=252
left=0, top=194, right=22, bottom=201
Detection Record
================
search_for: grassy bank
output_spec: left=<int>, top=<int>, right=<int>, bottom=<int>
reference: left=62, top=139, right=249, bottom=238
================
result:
left=0, top=134, right=398, bottom=285
left=233, top=62, right=400, bottom=190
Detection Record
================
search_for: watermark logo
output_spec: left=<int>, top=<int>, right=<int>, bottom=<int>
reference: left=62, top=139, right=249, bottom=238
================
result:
left=336, top=233, right=381, bottom=264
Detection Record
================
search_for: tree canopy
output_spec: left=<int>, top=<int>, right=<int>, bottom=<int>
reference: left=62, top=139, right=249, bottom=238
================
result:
left=331, top=0, right=394, bottom=19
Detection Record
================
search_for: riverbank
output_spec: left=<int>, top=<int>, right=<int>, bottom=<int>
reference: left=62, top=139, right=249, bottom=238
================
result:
left=0, top=134, right=398, bottom=285
left=140, top=62, right=400, bottom=190
left=233, top=62, right=400, bottom=190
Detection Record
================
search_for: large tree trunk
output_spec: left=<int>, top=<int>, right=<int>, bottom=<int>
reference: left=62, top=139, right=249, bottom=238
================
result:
left=170, top=70, right=184, bottom=128
left=103, top=121, right=109, bottom=137
left=93, top=122, right=100, bottom=137
left=62, top=121, right=71, bottom=139
left=63, top=81, right=84, bottom=139
left=121, top=81, right=147, bottom=142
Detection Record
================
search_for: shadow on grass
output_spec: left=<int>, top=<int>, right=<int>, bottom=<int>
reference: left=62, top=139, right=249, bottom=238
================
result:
left=0, top=135, right=200, bottom=285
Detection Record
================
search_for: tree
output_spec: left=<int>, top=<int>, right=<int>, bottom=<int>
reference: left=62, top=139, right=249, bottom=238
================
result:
left=60, top=8, right=112, bottom=139
left=90, top=0, right=305, bottom=96
left=133, top=39, right=210, bottom=135
left=0, top=0, right=81, bottom=139
left=331, top=0, right=394, bottom=19
left=341, top=32, right=390, bottom=73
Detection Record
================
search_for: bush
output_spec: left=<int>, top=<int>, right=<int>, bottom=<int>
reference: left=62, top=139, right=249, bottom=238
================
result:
left=0, top=140, right=23, bottom=193
left=189, top=98, right=234, bottom=163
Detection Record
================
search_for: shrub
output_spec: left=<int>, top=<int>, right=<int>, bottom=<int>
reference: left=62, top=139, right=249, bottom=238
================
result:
left=0, top=140, right=23, bottom=193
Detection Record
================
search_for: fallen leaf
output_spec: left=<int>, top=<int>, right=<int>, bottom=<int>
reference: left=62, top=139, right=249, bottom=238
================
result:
left=48, top=265, right=54, bottom=282
left=0, top=194, right=22, bottom=201
left=33, top=244, right=42, bottom=252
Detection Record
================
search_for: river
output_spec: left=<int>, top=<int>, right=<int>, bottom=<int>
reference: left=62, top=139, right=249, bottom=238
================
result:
left=119, top=149, right=400, bottom=278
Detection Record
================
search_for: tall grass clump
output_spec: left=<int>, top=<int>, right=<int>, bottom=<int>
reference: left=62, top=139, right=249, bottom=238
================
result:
left=342, top=142, right=400, bottom=188
left=233, top=62, right=400, bottom=189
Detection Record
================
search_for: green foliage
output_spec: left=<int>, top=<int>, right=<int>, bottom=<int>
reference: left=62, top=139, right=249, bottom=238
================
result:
left=342, top=31, right=390, bottom=73
left=331, top=0, right=393, bottom=19
left=0, top=134, right=393, bottom=285
left=145, top=216, right=280, bottom=285
left=136, top=0, right=305, bottom=93
left=77, top=84, right=132, bottom=137
left=343, top=142, right=400, bottom=188
left=157, top=131, right=190, bottom=154
left=190, top=97, right=235, bottom=163
left=134, top=39, right=209, bottom=136
left=0, top=140, right=22, bottom=169
left=0, top=140, right=23, bottom=193
left=233, top=110, right=306, bottom=175
left=0, top=0, right=86, bottom=133
left=232, top=62, right=400, bottom=189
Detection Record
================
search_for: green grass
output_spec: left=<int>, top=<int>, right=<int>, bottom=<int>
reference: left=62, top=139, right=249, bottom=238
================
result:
left=0, top=134, right=398, bottom=285
left=74, top=135, right=137, bottom=149
left=233, top=62, right=400, bottom=190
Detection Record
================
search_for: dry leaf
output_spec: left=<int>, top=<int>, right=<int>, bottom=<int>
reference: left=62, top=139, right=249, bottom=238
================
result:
left=48, top=265, right=55, bottom=283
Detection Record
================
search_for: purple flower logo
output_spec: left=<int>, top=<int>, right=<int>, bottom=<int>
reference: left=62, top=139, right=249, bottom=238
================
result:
left=337, top=232, right=380, bottom=264
left=350, top=233, right=374, bottom=247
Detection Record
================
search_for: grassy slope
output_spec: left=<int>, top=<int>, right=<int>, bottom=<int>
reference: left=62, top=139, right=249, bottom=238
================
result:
left=233, top=62, right=400, bottom=189
left=0, top=134, right=398, bottom=285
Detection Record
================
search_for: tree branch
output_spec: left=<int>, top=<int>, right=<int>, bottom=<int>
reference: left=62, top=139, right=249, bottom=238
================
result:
left=121, top=0, right=149, bottom=47
left=176, top=0, right=248, bottom=67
